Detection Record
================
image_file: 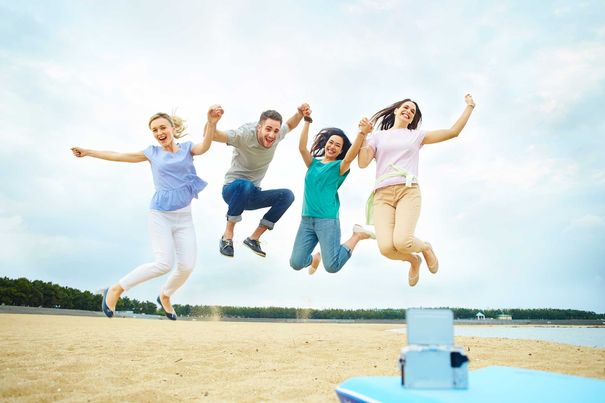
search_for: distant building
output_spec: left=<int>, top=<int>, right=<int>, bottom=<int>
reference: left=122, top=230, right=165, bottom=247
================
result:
left=476, top=312, right=485, bottom=320
left=496, top=314, right=512, bottom=320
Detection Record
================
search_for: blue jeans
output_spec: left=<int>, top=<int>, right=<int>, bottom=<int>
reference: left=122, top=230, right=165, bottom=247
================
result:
left=222, top=179, right=295, bottom=230
left=289, top=216, right=351, bottom=273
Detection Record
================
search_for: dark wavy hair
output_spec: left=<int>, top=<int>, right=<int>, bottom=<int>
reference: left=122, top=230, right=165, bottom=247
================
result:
left=310, top=128, right=351, bottom=161
left=370, top=98, right=422, bottom=130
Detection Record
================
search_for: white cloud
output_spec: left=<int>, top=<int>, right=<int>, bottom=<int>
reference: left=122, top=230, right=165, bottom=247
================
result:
left=567, top=214, right=604, bottom=230
left=528, top=43, right=605, bottom=117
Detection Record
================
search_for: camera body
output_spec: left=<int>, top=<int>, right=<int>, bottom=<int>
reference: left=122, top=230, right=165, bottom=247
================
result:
left=399, top=309, right=469, bottom=389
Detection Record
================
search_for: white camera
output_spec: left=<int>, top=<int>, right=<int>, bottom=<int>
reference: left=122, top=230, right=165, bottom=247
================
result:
left=399, top=308, right=469, bottom=389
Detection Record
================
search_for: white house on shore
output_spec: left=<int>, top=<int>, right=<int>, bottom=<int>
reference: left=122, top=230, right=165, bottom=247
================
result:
left=476, top=312, right=485, bottom=320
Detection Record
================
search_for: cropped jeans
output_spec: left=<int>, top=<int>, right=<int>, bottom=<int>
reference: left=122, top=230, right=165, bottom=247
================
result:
left=222, top=179, right=295, bottom=230
left=289, top=216, right=351, bottom=273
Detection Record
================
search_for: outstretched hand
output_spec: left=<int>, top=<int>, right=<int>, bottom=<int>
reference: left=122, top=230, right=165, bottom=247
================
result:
left=465, top=94, right=475, bottom=108
left=207, top=104, right=224, bottom=124
left=358, top=117, right=373, bottom=135
left=71, top=147, right=88, bottom=158
left=297, top=103, right=311, bottom=117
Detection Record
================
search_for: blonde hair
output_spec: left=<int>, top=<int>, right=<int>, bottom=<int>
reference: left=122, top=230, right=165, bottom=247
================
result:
left=148, top=112, right=188, bottom=138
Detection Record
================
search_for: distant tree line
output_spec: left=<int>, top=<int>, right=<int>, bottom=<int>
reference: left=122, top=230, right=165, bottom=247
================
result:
left=1, top=277, right=604, bottom=320
left=0, top=277, right=157, bottom=314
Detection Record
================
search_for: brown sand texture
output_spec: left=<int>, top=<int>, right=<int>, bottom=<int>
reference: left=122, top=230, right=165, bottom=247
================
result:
left=1, top=314, right=604, bottom=402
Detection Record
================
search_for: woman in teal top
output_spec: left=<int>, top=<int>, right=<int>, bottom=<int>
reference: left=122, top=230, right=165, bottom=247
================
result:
left=289, top=112, right=375, bottom=274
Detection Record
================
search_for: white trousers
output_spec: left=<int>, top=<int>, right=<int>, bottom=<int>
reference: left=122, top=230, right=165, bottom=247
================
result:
left=119, top=206, right=196, bottom=296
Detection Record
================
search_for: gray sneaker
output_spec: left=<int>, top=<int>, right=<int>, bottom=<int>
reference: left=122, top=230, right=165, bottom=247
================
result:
left=219, top=237, right=234, bottom=257
left=243, top=237, right=266, bottom=257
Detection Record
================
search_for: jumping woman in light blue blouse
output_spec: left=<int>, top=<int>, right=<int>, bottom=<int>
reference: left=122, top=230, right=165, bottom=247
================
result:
left=71, top=105, right=223, bottom=320
left=289, top=110, right=375, bottom=275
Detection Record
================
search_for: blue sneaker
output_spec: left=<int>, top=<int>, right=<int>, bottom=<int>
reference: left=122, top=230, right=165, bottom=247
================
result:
left=101, top=288, right=114, bottom=318
left=219, top=237, right=234, bottom=257
left=243, top=237, right=266, bottom=257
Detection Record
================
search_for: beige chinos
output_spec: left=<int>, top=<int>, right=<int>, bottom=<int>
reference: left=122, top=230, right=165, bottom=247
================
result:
left=373, top=184, right=428, bottom=262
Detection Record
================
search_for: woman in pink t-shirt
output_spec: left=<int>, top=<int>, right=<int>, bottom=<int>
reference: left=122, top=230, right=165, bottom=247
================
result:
left=358, top=94, right=475, bottom=286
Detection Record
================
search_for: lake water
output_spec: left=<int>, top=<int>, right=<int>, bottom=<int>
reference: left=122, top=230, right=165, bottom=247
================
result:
left=390, top=326, right=605, bottom=349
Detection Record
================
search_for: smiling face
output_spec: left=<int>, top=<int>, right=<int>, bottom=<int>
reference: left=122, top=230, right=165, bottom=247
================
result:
left=394, top=101, right=417, bottom=128
left=324, top=135, right=344, bottom=161
left=149, top=117, right=175, bottom=148
left=256, top=118, right=281, bottom=148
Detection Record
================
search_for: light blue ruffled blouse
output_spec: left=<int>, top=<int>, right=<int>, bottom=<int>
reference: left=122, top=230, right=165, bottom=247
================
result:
left=143, top=141, right=207, bottom=211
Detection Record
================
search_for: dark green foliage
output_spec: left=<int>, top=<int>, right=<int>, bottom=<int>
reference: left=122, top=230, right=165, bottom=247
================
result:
left=1, top=277, right=604, bottom=320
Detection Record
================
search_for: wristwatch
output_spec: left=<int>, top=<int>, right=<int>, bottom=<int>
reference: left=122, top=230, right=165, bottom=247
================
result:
left=304, top=116, right=313, bottom=123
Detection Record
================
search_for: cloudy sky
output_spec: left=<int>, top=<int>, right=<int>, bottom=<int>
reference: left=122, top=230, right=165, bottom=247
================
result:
left=1, top=0, right=604, bottom=312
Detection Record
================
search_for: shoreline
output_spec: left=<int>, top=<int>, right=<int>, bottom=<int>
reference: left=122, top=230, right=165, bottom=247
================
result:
left=1, top=305, right=603, bottom=326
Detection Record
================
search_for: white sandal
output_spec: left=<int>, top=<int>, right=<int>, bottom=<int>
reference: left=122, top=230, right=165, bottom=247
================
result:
left=353, top=224, right=376, bottom=239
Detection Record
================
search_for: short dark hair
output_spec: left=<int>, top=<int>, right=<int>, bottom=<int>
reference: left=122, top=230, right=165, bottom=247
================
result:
left=258, top=110, right=283, bottom=125
left=310, top=128, right=352, bottom=161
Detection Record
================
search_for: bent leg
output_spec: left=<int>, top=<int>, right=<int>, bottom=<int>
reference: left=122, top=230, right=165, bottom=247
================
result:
left=162, top=211, right=196, bottom=296
left=316, top=218, right=351, bottom=273
left=393, top=186, right=427, bottom=254
left=119, top=210, right=175, bottom=291
left=222, top=179, right=257, bottom=223
left=246, top=188, right=295, bottom=230
left=289, top=217, right=319, bottom=270
left=374, top=186, right=416, bottom=263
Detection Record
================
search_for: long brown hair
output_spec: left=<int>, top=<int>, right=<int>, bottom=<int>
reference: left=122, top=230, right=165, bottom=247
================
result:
left=370, top=99, right=422, bottom=130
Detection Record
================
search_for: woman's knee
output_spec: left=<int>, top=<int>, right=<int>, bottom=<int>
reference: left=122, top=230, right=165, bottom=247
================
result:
left=378, top=242, right=395, bottom=258
left=324, top=264, right=342, bottom=274
left=289, top=256, right=306, bottom=271
left=393, top=236, right=415, bottom=254
left=155, top=261, right=173, bottom=274
left=176, top=262, right=195, bottom=274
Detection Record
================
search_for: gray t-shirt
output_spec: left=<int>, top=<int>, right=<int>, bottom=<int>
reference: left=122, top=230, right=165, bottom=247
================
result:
left=224, top=122, right=290, bottom=186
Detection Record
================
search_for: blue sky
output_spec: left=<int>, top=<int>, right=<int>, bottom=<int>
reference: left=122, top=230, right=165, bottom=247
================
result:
left=1, top=0, right=604, bottom=312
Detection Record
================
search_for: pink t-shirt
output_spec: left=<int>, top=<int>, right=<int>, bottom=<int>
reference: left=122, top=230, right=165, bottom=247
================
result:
left=366, top=128, right=426, bottom=190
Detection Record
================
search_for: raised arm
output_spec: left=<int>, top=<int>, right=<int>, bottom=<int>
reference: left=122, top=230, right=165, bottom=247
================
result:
left=203, top=104, right=229, bottom=143
left=298, top=113, right=313, bottom=168
left=192, top=105, right=224, bottom=155
left=71, top=147, right=147, bottom=163
left=357, top=133, right=375, bottom=169
left=340, top=117, right=373, bottom=175
left=422, top=94, right=476, bottom=145
left=286, top=103, right=311, bottom=131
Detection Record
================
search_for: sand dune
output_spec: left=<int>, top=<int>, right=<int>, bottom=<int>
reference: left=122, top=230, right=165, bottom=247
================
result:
left=1, top=314, right=604, bottom=402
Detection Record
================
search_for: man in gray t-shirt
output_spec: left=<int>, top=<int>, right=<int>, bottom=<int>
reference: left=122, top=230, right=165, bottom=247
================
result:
left=212, top=103, right=311, bottom=258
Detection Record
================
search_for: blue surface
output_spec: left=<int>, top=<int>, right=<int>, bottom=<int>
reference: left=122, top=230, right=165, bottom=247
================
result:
left=336, top=366, right=605, bottom=403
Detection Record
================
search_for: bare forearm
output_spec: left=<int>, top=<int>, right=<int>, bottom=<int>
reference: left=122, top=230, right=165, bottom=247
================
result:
left=287, top=110, right=304, bottom=131
left=343, top=132, right=367, bottom=164
left=87, top=149, right=146, bottom=162
left=450, top=105, right=475, bottom=137
left=357, top=144, right=373, bottom=168
left=193, top=123, right=215, bottom=155
left=298, top=121, right=312, bottom=167
left=299, top=122, right=310, bottom=153
left=423, top=105, right=475, bottom=144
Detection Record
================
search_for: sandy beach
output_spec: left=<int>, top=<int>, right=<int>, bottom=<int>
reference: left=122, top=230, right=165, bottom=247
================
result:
left=1, top=314, right=604, bottom=402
